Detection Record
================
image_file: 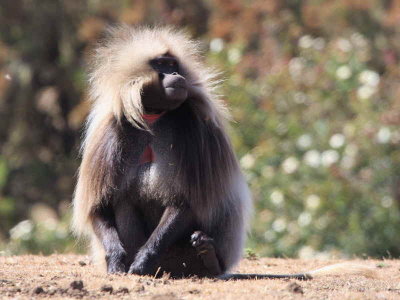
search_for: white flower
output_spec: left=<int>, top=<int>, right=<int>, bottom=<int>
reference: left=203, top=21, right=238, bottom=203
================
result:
left=392, top=131, right=400, bottom=144
left=18, top=64, right=32, bottom=85
left=42, top=219, right=57, bottom=231
left=297, top=134, right=313, bottom=149
left=209, top=38, right=224, bottom=53
left=288, top=57, right=306, bottom=79
left=270, top=190, right=284, bottom=206
left=261, top=166, right=274, bottom=178
left=228, top=48, right=241, bottom=64
left=298, top=35, right=313, bottom=49
left=344, top=143, right=358, bottom=156
left=336, top=65, right=352, bottom=80
left=344, top=124, right=356, bottom=137
left=321, top=150, right=339, bottom=166
left=306, top=194, right=321, bottom=210
left=376, top=127, right=391, bottom=144
left=287, top=222, right=300, bottom=235
left=55, top=227, right=68, bottom=239
left=293, top=92, right=307, bottom=104
left=329, top=133, right=345, bottom=148
left=10, top=220, right=33, bottom=240
left=340, top=155, right=356, bottom=169
left=341, top=144, right=358, bottom=169
left=357, top=70, right=380, bottom=101
left=337, top=38, right=352, bottom=52
left=240, top=153, right=255, bottom=169
left=381, top=196, right=393, bottom=208
left=313, top=37, right=325, bottom=50
left=350, top=33, right=367, bottom=48
left=303, top=70, right=317, bottom=86
left=316, top=252, right=334, bottom=260
left=282, top=156, right=299, bottom=174
left=298, top=246, right=316, bottom=259
left=298, top=212, right=312, bottom=227
left=359, top=70, right=380, bottom=87
left=304, top=150, right=321, bottom=167
left=357, top=85, right=376, bottom=100
left=316, top=216, right=329, bottom=230
left=272, top=218, right=287, bottom=232
left=264, top=230, right=276, bottom=242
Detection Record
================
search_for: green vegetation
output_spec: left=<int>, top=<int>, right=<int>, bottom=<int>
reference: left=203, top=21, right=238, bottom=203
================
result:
left=0, top=0, right=399, bottom=258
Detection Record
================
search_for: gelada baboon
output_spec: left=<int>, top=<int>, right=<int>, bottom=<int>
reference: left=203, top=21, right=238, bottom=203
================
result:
left=73, top=26, right=376, bottom=280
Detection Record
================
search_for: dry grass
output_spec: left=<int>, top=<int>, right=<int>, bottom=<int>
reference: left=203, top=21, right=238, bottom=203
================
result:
left=0, top=255, right=399, bottom=299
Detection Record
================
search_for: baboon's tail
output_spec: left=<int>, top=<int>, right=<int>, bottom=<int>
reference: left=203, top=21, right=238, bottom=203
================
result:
left=218, top=263, right=377, bottom=280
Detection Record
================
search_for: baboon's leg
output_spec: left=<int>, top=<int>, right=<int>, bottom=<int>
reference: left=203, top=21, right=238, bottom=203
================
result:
left=128, top=205, right=195, bottom=275
left=92, top=201, right=149, bottom=273
left=113, top=202, right=148, bottom=270
left=91, top=204, right=126, bottom=273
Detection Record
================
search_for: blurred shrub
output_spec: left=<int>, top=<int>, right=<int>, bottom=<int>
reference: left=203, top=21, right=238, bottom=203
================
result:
left=207, top=0, right=400, bottom=258
left=0, top=0, right=400, bottom=258
left=1, top=214, right=80, bottom=255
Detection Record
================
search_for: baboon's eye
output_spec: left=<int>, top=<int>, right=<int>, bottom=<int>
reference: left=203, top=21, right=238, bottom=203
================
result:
left=150, top=56, right=179, bottom=74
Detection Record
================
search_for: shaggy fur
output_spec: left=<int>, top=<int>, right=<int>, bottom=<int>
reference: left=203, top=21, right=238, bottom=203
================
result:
left=72, top=25, right=251, bottom=275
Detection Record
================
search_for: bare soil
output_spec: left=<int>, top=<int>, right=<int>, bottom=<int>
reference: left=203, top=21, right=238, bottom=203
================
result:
left=0, top=255, right=399, bottom=299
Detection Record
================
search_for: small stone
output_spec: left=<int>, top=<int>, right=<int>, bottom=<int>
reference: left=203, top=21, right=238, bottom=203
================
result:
left=0, top=279, right=10, bottom=284
left=151, top=292, right=178, bottom=300
left=70, top=280, right=84, bottom=290
left=287, top=282, right=304, bottom=294
left=47, top=287, right=57, bottom=295
left=116, top=287, right=129, bottom=294
left=57, top=288, right=68, bottom=294
left=33, top=286, right=45, bottom=294
left=101, top=284, right=113, bottom=293
left=135, top=284, right=145, bottom=293
left=78, top=261, right=87, bottom=266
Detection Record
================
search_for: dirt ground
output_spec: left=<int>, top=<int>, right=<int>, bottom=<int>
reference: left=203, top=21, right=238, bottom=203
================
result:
left=0, top=255, right=399, bottom=299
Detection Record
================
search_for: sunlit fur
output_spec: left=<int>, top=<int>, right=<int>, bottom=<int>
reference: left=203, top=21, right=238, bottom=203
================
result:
left=72, top=25, right=251, bottom=271
left=86, top=25, right=228, bottom=130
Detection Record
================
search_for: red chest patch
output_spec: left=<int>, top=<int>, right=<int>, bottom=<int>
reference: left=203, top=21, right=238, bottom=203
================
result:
left=139, top=145, right=155, bottom=164
left=138, top=113, right=164, bottom=164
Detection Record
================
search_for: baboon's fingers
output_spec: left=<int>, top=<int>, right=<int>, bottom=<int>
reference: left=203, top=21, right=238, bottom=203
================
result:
left=190, top=231, right=222, bottom=276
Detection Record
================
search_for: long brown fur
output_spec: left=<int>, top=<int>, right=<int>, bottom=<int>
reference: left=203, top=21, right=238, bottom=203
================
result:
left=72, top=25, right=251, bottom=272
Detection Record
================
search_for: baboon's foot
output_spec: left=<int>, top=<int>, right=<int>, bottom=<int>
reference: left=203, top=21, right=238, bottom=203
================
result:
left=190, top=231, right=222, bottom=276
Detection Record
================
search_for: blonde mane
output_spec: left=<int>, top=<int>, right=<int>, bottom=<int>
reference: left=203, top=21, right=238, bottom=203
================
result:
left=73, top=25, right=231, bottom=235
left=88, top=25, right=229, bottom=129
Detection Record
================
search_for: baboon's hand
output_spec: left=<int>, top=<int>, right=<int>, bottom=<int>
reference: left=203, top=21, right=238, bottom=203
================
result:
left=106, top=252, right=126, bottom=274
left=107, top=261, right=126, bottom=274
left=127, top=262, right=145, bottom=275
left=128, top=249, right=156, bottom=275
left=191, top=231, right=215, bottom=253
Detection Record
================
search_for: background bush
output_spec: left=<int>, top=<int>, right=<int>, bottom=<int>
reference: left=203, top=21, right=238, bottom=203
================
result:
left=0, top=0, right=399, bottom=258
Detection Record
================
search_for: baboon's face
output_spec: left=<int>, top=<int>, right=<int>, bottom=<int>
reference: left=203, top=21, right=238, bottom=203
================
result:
left=141, top=54, right=188, bottom=113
